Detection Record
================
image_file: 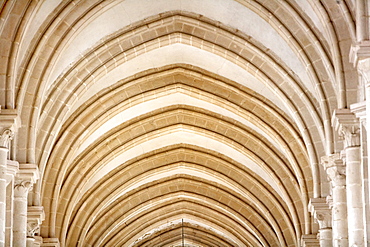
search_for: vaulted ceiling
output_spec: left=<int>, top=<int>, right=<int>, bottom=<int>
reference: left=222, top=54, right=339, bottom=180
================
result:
left=0, top=0, right=357, bottom=246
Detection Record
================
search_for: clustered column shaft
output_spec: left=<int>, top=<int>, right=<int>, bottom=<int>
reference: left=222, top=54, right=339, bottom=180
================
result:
left=0, top=129, right=14, bottom=247
left=309, top=197, right=332, bottom=247
left=332, top=109, right=365, bottom=247
left=13, top=182, right=32, bottom=247
left=324, top=154, right=347, bottom=247
left=0, top=147, right=8, bottom=247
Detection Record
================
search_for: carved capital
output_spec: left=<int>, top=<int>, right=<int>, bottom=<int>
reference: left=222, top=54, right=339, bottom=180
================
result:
left=322, top=154, right=346, bottom=186
left=14, top=180, right=33, bottom=195
left=341, top=125, right=360, bottom=147
left=309, top=198, right=332, bottom=229
left=0, top=108, right=19, bottom=149
left=27, top=222, right=39, bottom=237
left=332, top=109, right=360, bottom=148
left=326, top=167, right=346, bottom=186
left=0, top=129, right=14, bottom=148
left=14, top=180, right=33, bottom=189
left=27, top=206, right=45, bottom=238
left=15, top=163, right=39, bottom=183
left=14, top=164, right=39, bottom=195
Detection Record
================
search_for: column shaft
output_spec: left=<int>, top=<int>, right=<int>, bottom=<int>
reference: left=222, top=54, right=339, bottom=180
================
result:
left=366, top=83, right=370, bottom=245
left=331, top=176, right=348, bottom=247
left=346, top=146, right=365, bottom=246
left=0, top=148, right=8, bottom=247
left=5, top=182, right=13, bottom=247
left=13, top=185, right=29, bottom=247
left=309, top=197, right=332, bottom=247
left=319, top=228, right=332, bottom=247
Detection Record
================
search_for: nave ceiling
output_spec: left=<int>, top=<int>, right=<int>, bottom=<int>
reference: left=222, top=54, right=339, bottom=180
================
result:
left=0, top=0, right=359, bottom=246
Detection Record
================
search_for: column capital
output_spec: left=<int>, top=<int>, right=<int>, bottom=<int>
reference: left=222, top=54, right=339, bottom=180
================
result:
left=27, top=206, right=45, bottom=238
left=26, top=206, right=44, bottom=246
left=0, top=108, right=19, bottom=148
left=15, top=163, right=39, bottom=184
left=14, top=164, right=39, bottom=194
left=332, top=109, right=360, bottom=148
left=14, top=180, right=33, bottom=195
left=322, top=154, right=346, bottom=185
left=27, top=222, right=39, bottom=238
left=0, top=129, right=14, bottom=149
left=309, top=198, right=332, bottom=229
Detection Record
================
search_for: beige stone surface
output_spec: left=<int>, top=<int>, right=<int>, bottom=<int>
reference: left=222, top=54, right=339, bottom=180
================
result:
left=1, top=0, right=370, bottom=246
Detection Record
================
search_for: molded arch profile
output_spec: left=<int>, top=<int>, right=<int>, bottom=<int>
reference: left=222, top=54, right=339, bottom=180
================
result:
left=39, top=65, right=310, bottom=245
left=24, top=12, right=326, bottom=181
left=59, top=122, right=301, bottom=244
left=129, top=219, right=241, bottom=247
left=3, top=1, right=356, bottom=246
left=64, top=145, right=298, bottom=245
left=73, top=176, right=290, bottom=246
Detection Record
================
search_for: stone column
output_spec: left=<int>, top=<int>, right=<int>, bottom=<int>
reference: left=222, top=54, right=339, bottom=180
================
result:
left=333, top=109, right=364, bottom=246
left=0, top=131, right=15, bottom=247
left=351, top=100, right=370, bottom=247
left=323, top=154, right=347, bottom=247
left=357, top=58, right=370, bottom=245
left=5, top=160, right=19, bottom=247
left=0, top=144, right=10, bottom=247
left=13, top=164, right=39, bottom=247
left=0, top=109, right=19, bottom=247
left=13, top=182, right=32, bottom=247
left=309, top=198, right=332, bottom=247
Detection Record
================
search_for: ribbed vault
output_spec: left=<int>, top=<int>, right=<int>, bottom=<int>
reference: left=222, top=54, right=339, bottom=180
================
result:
left=42, top=66, right=310, bottom=246
left=0, top=0, right=359, bottom=246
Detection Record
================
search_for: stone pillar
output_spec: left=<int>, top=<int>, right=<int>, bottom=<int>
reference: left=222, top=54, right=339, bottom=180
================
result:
left=309, top=198, right=332, bottom=247
left=351, top=101, right=369, bottom=247
left=5, top=160, right=18, bottom=247
left=357, top=58, right=370, bottom=245
left=333, top=109, right=364, bottom=246
left=0, top=142, right=9, bottom=247
left=27, top=206, right=44, bottom=247
left=13, top=182, right=32, bottom=247
left=13, top=164, right=39, bottom=247
left=0, top=144, right=10, bottom=247
left=323, top=154, right=347, bottom=247
left=0, top=109, right=18, bottom=247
